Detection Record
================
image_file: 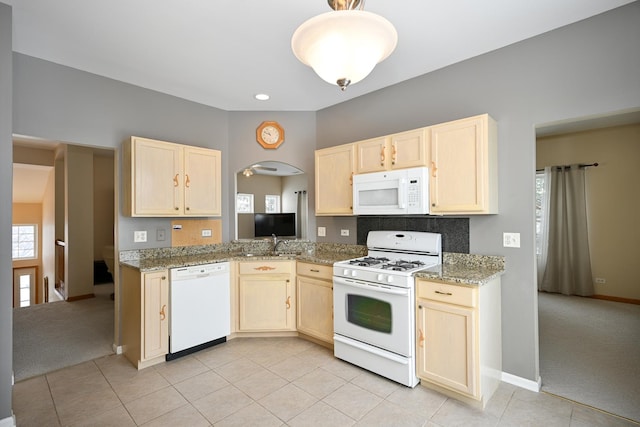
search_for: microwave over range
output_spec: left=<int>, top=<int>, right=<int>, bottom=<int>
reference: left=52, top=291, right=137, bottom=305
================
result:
left=353, top=166, right=430, bottom=215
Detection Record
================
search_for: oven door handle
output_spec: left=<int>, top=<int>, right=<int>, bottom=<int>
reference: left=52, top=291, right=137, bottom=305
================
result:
left=334, top=335, right=409, bottom=365
left=333, top=277, right=410, bottom=296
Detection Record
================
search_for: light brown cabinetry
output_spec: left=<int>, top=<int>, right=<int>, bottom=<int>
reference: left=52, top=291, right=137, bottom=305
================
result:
left=123, top=136, right=222, bottom=217
left=296, top=262, right=333, bottom=345
left=429, top=114, right=498, bottom=214
left=237, top=260, right=296, bottom=332
left=121, top=266, right=169, bottom=369
left=415, top=278, right=501, bottom=408
left=356, top=128, right=428, bottom=173
left=315, top=143, right=356, bottom=215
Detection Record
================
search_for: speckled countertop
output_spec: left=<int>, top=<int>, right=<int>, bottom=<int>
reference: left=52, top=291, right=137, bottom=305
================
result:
left=119, top=242, right=503, bottom=285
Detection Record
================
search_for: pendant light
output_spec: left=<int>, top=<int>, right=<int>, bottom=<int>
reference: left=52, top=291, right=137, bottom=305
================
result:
left=291, top=0, right=397, bottom=91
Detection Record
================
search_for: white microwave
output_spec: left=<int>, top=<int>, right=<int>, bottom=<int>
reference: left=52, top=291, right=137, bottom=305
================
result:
left=352, top=167, right=430, bottom=215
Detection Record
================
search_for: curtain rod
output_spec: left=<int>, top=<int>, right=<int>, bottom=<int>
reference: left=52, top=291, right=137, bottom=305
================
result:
left=536, top=162, right=598, bottom=172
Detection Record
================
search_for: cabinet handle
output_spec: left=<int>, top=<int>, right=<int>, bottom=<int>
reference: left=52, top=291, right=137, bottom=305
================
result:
left=380, top=146, right=385, bottom=166
left=254, top=266, right=276, bottom=271
left=185, top=174, right=190, bottom=188
left=161, top=276, right=166, bottom=280
left=431, top=161, right=437, bottom=177
left=173, top=174, right=179, bottom=187
left=286, top=296, right=291, bottom=309
left=391, top=143, right=397, bottom=165
left=160, top=304, right=166, bottom=321
left=310, top=269, right=320, bottom=273
left=186, top=207, right=190, bottom=211
left=350, top=173, right=353, bottom=185
left=435, top=290, right=453, bottom=296
left=418, top=328, right=424, bottom=348
left=175, top=207, right=179, bottom=211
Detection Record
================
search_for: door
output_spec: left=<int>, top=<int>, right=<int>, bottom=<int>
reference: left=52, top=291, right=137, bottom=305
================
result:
left=315, top=144, right=355, bottom=215
left=13, top=267, right=36, bottom=308
left=239, top=275, right=294, bottom=331
left=143, top=271, right=169, bottom=360
left=183, top=147, right=221, bottom=216
left=333, top=277, right=413, bottom=356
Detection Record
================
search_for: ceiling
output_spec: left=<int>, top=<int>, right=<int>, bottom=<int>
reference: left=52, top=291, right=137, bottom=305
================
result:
left=6, top=0, right=635, bottom=112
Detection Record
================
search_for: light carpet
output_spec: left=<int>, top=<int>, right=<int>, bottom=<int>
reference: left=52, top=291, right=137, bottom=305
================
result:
left=13, top=283, right=115, bottom=382
left=538, top=291, right=640, bottom=422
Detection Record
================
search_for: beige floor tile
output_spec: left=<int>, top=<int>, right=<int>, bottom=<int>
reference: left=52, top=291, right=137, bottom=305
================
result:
left=432, top=397, right=500, bottom=427
left=349, top=369, right=402, bottom=398
left=174, top=370, right=230, bottom=402
left=107, top=368, right=171, bottom=403
left=46, top=360, right=100, bottom=386
left=154, top=355, right=209, bottom=384
left=355, top=400, right=429, bottom=427
left=292, top=367, right=346, bottom=399
left=258, top=383, right=318, bottom=422
left=295, top=345, right=335, bottom=367
left=288, top=401, right=356, bottom=427
left=13, top=376, right=60, bottom=427
left=140, top=403, right=211, bottom=427
left=234, top=368, right=288, bottom=400
left=323, top=382, right=382, bottom=421
left=386, top=383, right=448, bottom=419
left=68, top=405, right=135, bottom=427
left=570, top=404, right=639, bottom=427
left=192, top=384, right=254, bottom=423
left=268, top=355, right=318, bottom=381
left=124, top=386, right=188, bottom=425
left=215, top=402, right=284, bottom=427
left=195, top=343, right=243, bottom=369
left=213, top=357, right=265, bottom=383
left=321, top=356, right=366, bottom=381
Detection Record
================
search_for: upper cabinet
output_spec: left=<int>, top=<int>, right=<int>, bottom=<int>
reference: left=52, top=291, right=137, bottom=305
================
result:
left=429, top=114, right=498, bottom=215
left=355, top=128, right=428, bottom=174
left=123, top=136, right=222, bottom=217
left=315, top=143, right=356, bottom=216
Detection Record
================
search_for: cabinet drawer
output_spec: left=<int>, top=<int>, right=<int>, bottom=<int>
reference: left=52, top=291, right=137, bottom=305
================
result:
left=297, top=262, right=333, bottom=280
left=239, top=260, right=293, bottom=275
left=417, top=280, right=477, bottom=308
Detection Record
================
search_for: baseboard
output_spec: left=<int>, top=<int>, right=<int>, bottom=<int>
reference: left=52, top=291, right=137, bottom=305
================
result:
left=67, top=293, right=95, bottom=302
left=591, top=294, right=640, bottom=305
left=501, top=371, right=541, bottom=392
left=0, top=414, right=16, bottom=427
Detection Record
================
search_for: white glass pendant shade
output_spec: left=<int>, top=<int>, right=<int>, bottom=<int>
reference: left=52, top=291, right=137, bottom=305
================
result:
left=292, top=10, right=397, bottom=89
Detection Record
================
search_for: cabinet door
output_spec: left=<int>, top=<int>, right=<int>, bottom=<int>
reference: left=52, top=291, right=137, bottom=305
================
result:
left=356, top=137, right=388, bottom=174
left=143, top=271, right=169, bottom=361
left=183, top=146, right=221, bottom=216
left=296, top=276, right=333, bottom=343
left=390, top=128, right=428, bottom=170
left=239, top=275, right=295, bottom=331
left=416, top=299, right=477, bottom=397
left=315, top=144, right=356, bottom=215
left=131, top=137, right=183, bottom=216
left=429, top=114, right=497, bottom=214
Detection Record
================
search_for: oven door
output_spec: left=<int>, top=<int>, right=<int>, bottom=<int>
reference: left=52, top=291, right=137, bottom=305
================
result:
left=333, top=275, right=413, bottom=357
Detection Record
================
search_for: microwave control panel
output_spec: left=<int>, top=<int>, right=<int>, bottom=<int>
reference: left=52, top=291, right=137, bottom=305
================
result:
left=406, top=168, right=429, bottom=214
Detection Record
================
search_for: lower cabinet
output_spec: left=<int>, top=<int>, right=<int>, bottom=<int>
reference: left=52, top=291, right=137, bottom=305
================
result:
left=415, top=278, right=501, bottom=408
left=121, top=266, right=169, bottom=369
left=296, top=262, right=333, bottom=345
left=237, top=260, right=295, bottom=332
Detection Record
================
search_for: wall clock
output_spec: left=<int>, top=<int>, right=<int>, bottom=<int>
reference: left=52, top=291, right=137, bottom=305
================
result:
left=256, top=121, right=285, bottom=149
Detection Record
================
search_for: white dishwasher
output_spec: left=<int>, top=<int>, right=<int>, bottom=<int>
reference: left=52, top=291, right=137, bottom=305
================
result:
left=167, top=262, right=230, bottom=360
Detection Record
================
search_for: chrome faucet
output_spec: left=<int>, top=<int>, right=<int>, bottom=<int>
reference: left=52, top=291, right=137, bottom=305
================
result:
left=272, top=234, right=287, bottom=252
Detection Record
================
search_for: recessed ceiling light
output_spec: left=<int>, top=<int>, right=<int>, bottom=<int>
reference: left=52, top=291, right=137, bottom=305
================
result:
left=255, top=93, right=270, bottom=101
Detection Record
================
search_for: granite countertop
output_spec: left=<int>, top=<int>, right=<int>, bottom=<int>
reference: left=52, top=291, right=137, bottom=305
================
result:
left=119, top=243, right=504, bottom=286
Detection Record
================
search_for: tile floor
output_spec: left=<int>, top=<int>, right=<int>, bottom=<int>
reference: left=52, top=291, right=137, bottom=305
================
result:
left=12, top=337, right=638, bottom=427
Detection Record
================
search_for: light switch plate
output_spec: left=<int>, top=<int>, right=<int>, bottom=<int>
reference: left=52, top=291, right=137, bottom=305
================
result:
left=318, top=226, right=326, bottom=237
left=503, top=232, right=520, bottom=248
left=202, top=229, right=212, bottom=237
left=134, top=230, right=147, bottom=243
left=156, top=228, right=166, bottom=241
left=341, top=229, right=349, bottom=236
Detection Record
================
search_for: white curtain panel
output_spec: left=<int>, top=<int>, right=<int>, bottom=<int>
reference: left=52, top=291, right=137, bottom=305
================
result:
left=536, top=167, right=552, bottom=287
left=539, top=165, right=594, bottom=296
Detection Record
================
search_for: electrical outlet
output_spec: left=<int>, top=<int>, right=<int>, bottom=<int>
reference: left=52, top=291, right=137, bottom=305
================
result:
left=341, top=229, right=350, bottom=236
left=156, top=228, right=166, bottom=241
left=134, top=230, right=147, bottom=243
left=503, top=232, right=520, bottom=248
left=202, top=229, right=212, bottom=237
left=594, top=277, right=606, bottom=284
left=318, top=226, right=326, bottom=237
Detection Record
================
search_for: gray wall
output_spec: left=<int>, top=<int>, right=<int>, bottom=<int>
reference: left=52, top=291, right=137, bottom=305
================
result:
left=0, top=3, right=12, bottom=422
left=316, top=3, right=640, bottom=381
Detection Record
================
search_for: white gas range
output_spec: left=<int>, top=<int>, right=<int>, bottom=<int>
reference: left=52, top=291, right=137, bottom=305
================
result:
left=333, top=231, right=442, bottom=387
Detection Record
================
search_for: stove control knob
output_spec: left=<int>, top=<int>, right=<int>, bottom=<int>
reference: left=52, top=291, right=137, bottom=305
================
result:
left=387, top=276, right=394, bottom=283
left=377, top=274, right=384, bottom=281
left=342, top=269, right=350, bottom=276
left=351, top=270, right=357, bottom=277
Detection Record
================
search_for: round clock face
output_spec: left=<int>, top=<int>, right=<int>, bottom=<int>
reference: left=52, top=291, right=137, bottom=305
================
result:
left=261, top=126, right=280, bottom=144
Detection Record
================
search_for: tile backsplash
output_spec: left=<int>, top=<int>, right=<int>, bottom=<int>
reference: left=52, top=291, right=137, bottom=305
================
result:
left=356, top=216, right=469, bottom=253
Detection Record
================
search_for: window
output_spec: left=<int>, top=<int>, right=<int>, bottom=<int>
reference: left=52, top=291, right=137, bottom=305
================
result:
left=12, top=225, right=37, bottom=260
left=236, top=193, right=254, bottom=213
left=265, top=195, right=281, bottom=213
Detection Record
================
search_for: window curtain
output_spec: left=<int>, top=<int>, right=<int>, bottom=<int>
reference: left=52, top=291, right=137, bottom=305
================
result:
left=538, top=165, right=594, bottom=296
left=536, top=168, right=551, bottom=287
